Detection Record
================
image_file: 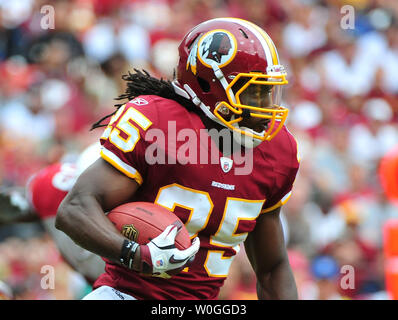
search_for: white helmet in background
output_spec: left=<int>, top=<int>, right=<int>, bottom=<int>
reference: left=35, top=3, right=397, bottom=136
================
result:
left=75, top=142, right=101, bottom=176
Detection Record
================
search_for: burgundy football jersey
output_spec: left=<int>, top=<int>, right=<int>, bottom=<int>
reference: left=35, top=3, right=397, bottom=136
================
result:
left=95, top=95, right=300, bottom=299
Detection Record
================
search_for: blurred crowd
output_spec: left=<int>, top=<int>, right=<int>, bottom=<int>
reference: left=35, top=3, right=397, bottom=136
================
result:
left=0, top=0, right=397, bottom=300
left=0, top=235, right=90, bottom=299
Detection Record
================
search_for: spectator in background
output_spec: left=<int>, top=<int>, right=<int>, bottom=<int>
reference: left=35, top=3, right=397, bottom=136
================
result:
left=282, top=175, right=314, bottom=256
left=309, top=255, right=343, bottom=300
left=0, top=81, right=55, bottom=144
left=370, top=14, right=398, bottom=95
left=348, top=98, right=398, bottom=168
left=282, top=2, right=328, bottom=59
left=319, top=32, right=376, bottom=98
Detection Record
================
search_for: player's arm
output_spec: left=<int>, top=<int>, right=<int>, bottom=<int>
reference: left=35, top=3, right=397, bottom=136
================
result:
left=56, top=157, right=199, bottom=277
left=56, top=158, right=139, bottom=266
left=244, top=206, right=298, bottom=300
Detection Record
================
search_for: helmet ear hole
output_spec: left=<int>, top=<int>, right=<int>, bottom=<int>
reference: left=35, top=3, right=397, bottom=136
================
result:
left=197, top=76, right=210, bottom=93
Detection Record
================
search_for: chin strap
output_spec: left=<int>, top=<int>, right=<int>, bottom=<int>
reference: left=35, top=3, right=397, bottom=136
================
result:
left=172, top=62, right=235, bottom=127
left=211, top=63, right=237, bottom=105
left=231, top=116, right=265, bottom=149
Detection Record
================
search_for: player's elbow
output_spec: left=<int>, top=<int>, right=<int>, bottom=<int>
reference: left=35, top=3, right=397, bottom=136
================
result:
left=55, top=197, right=76, bottom=233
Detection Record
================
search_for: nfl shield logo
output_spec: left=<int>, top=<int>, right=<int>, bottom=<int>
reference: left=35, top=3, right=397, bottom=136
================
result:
left=156, top=259, right=164, bottom=267
left=121, top=224, right=139, bottom=241
left=220, top=157, right=233, bottom=173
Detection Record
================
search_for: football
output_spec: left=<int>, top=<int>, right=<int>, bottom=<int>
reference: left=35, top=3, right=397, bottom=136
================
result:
left=107, top=202, right=191, bottom=250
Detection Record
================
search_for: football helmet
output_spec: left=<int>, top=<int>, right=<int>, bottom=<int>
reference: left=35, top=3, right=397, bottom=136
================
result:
left=172, top=17, right=288, bottom=148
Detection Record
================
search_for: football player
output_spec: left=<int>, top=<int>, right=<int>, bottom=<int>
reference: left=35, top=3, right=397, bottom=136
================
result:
left=56, top=18, right=300, bottom=300
left=0, top=143, right=105, bottom=285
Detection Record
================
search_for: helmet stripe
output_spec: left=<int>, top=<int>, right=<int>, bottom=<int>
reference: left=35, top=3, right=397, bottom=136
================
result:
left=213, top=17, right=279, bottom=66
left=245, top=21, right=279, bottom=65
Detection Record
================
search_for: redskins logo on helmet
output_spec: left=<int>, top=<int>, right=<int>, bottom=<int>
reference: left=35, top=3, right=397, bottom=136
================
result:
left=187, top=30, right=237, bottom=75
left=198, top=30, right=237, bottom=68
left=173, top=18, right=289, bottom=148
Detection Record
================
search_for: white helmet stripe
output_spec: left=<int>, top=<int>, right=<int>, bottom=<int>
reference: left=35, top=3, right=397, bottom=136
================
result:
left=212, top=17, right=275, bottom=67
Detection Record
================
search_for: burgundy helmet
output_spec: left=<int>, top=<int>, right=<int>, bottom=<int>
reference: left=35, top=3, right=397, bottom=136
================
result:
left=172, top=17, right=289, bottom=147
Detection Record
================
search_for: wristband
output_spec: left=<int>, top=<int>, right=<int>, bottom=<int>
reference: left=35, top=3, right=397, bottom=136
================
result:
left=120, top=240, right=139, bottom=269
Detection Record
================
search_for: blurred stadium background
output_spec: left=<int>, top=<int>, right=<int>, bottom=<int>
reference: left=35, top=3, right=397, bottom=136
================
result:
left=0, top=0, right=398, bottom=300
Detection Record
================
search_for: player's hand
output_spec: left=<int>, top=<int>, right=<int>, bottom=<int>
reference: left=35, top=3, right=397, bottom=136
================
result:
left=139, top=224, right=200, bottom=279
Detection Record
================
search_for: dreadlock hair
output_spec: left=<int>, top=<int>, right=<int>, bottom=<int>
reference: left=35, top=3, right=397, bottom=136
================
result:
left=90, top=69, right=198, bottom=131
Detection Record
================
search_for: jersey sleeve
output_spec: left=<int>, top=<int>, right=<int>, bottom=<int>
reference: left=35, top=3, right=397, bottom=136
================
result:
left=260, top=131, right=300, bottom=214
left=99, top=97, right=158, bottom=185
